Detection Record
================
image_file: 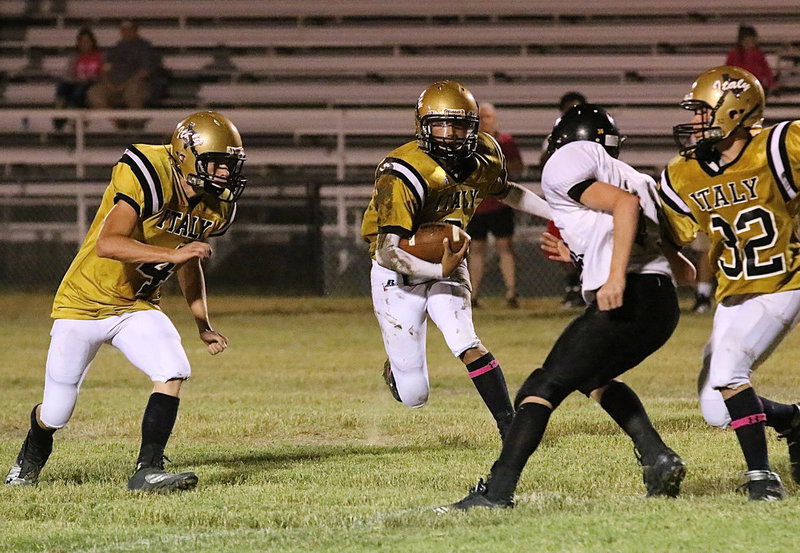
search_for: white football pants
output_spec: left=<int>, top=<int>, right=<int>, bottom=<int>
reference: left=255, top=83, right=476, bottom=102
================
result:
left=698, top=288, right=800, bottom=428
left=40, top=310, right=191, bottom=429
left=371, top=260, right=481, bottom=408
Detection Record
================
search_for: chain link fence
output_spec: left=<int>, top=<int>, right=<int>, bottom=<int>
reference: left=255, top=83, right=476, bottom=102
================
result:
left=0, top=182, right=564, bottom=298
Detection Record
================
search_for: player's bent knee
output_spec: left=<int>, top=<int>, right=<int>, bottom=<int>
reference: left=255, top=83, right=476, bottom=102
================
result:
left=39, top=398, right=74, bottom=429
left=393, top=372, right=429, bottom=408
left=700, top=398, right=731, bottom=428
left=38, top=414, right=67, bottom=430
left=401, top=394, right=428, bottom=409
left=398, top=384, right=429, bottom=408
left=514, top=369, right=569, bottom=410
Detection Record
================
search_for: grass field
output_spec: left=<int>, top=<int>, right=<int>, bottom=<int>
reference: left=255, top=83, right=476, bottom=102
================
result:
left=2, top=292, right=800, bottom=553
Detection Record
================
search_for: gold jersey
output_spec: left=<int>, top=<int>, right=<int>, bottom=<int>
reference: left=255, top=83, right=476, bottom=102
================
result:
left=51, top=144, right=236, bottom=320
left=659, top=120, right=800, bottom=301
left=361, top=132, right=507, bottom=255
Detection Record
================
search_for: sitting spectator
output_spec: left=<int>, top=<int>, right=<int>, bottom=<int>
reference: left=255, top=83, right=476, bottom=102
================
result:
left=54, top=28, right=102, bottom=131
left=726, top=25, right=777, bottom=92
left=87, top=20, right=162, bottom=125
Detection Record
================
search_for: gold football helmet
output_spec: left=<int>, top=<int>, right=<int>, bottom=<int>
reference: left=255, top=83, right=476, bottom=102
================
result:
left=169, top=111, right=246, bottom=202
left=415, top=80, right=480, bottom=161
left=673, top=65, right=765, bottom=159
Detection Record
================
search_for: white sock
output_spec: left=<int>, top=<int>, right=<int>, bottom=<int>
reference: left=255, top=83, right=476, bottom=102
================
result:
left=697, top=282, right=712, bottom=297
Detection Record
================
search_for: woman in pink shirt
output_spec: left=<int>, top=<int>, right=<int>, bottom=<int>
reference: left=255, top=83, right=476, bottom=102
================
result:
left=726, top=25, right=777, bottom=92
left=54, top=28, right=102, bottom=130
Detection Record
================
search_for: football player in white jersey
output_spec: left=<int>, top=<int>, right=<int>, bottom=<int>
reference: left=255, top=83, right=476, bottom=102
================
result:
left=661, top=65, right=800, bottom=500
left=445, top=104, right=693, bottom=510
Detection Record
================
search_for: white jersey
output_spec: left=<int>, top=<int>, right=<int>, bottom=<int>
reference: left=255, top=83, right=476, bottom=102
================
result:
left=541, top=141, right=672, bottom=301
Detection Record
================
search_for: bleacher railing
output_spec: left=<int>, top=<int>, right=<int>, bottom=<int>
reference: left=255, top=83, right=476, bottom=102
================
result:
left=0, top=182, right=560, bottom=296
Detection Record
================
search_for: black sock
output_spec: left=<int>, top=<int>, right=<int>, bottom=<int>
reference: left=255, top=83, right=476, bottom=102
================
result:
left=137, top=392, right=180, bottom=468
left=758, top=396, right=797, bottom=432
left=599, top=381, right=667, bottom=465
left=487, top=402, right=552, bottom=501
left=725, top=387, right=769, bottom=471
left=27, top=404, right=55, bottom=456
left=465, top=352, right=513, bottom=424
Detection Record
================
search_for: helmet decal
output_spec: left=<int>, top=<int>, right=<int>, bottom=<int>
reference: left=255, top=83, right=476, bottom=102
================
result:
left=175, top=122, right=204, bottom=148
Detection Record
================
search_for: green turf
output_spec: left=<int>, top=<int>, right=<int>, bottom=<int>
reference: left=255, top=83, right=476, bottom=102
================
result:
left=1, top=293, right=799, bottom=552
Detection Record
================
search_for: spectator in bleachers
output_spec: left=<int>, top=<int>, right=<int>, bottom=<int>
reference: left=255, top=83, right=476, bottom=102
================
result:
left=467, top=102, right=524, bottom=308
left=87, top=20, right=163, bottom=126
left=53, top=28, right=102, bottom=132
left=726, top=25, right=777, bottom=92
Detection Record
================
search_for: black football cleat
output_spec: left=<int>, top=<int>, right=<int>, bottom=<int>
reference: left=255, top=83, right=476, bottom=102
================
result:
left=382, top=359, right=402, bottom=403
left=5, top=433, right=52, bottom=487
left=127, top=460, right=198, bottom=493
left=738, top=469, right=787, bottom=501
left=777, top=404, right=800, bottom=484
left=642, top=449, right=686, bottom=497
left=435, top=478, right=514, bottom=513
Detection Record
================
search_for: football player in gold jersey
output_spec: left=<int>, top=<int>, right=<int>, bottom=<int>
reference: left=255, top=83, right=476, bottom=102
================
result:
left=660, top=65, right=800, bottom=500
left=5, top=111, right=246, bottom=492
left=362, top=81, right=551, bottom=438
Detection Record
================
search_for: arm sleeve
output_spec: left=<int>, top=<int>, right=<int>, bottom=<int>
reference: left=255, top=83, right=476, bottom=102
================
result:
left=657, top=169, right=700, bottom=247
left=375, top=233, right=444, bottom=280
left=501, top=182, right=552, bottom=219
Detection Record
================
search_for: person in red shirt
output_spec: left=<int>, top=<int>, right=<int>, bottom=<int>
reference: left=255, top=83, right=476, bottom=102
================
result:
left=726, top=25, right=777, bottom=92
left=54, top=28, right=102, bottom=131
left=467, top=103, right=524, bottom=308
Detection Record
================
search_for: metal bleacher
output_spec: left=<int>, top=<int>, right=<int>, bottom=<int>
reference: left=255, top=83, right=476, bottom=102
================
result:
left=4, top=0, right=800, bottom=20
left=18, top=21, right=800, bottom=51
left=2, top=0, right=800, bottom=182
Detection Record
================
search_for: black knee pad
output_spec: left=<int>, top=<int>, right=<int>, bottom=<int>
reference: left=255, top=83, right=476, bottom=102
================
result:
left=514, top=368, right=571, bottom=410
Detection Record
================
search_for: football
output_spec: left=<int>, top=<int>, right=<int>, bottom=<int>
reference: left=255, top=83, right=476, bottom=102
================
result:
left=398, top=222, right=470, bottom=263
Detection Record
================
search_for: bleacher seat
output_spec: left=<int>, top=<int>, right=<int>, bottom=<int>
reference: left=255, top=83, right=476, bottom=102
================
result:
left=2, top=1, right=799, bottom=182
left=5, top=0, right=800, bottom=20
left=20, top=21, right=800, bottom=51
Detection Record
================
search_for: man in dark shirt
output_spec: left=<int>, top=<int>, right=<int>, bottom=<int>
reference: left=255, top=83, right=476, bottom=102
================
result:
left=88, top=20, right=161, bottom=113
